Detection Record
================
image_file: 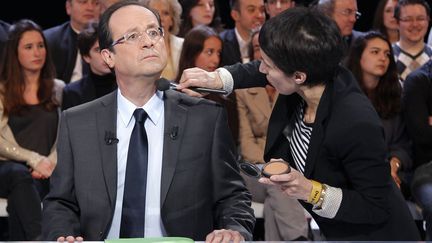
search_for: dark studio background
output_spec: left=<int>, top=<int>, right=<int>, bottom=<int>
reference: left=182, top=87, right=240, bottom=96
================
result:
left=1, top=0, right=427, bottom=32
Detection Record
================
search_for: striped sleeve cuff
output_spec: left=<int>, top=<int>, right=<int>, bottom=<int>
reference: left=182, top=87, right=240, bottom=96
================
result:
left=216, top=67, right=234, bottom=95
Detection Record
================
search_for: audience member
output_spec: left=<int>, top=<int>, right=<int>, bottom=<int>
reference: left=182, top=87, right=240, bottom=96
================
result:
left=175, top=25, right=239, bottom=147
left=393, top=0, right=431, bottom=82
left=0, top=19, right=64, bottom=241
left=264, top=0, right=295, bottom=18
left=179, top=7, right=421, bottom=240
left=316, top=0, right=363, bottom=48
left=143, top=0, right=184, bottom=80
left=44, top=0, right=100, bottom=83
left=345, top=31, right=412, bottom=191
left=42, top=1, right=254, bottom=241
left=236, top=30, right=309, bottom=241
left=403, top=59, right=432, bottom=240
left=220, top=0, right=265, bottom=65
left=373, top=0, right=399, bottom=44
left=178, top=0, right=223, bottom=37
left=62, top=22, right=116, bottom=110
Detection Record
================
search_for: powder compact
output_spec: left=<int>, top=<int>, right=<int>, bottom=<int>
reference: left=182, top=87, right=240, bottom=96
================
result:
left=239, top=160, right=291, bottom=178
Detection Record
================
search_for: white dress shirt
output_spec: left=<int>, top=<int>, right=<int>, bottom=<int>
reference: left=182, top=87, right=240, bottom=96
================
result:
left=107, top=89, right=166, bottom=238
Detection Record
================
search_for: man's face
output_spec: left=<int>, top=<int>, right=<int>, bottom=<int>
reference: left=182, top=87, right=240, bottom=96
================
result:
left=331, top=0, right=358, bottom=37
left=83, top=41, right=111, bottom=75
left=66, top=0, right=100, bottom=31
left=398, top=4, right=429, bottom=45
left=103, top=5, right=167, bottom=80
left=265, top=0, right=295, bottom=18
left=232, top=0, right=265, bottom=33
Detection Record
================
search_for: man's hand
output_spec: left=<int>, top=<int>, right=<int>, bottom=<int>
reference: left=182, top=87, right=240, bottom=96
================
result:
left=33, top=157, right=54, bottom=178
left=57, top=236, right=83, bottom=243
left=178, top=67, right=223, bottom=97
left=205, top=229, right=244, bottom=243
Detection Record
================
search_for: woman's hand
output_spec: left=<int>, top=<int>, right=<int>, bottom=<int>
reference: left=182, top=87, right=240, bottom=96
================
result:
left=33, top=157, right=54, bottom=179
left=178, top=67, right=223, bottom=97
left=259, top=159, right=312, bottom=201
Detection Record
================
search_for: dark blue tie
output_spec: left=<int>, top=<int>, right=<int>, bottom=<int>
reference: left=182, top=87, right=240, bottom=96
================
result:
left=120, top=108, right=148, bottom=238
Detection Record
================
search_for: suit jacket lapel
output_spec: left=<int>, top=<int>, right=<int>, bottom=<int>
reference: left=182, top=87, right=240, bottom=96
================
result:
left=96, top=91, right=118, bottom=208
left=264, top=94, right=298, bottom=160
left=160, top=91, right=187, bottom=205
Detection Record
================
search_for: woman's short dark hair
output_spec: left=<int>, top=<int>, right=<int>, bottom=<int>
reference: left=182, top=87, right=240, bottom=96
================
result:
left=345, top=31, right=401, bottom=119
left=175, top=25, right=221, bottom=82
left=98, top=0, right=162, bottom=51
left=259, top=7, right=344, bottom=86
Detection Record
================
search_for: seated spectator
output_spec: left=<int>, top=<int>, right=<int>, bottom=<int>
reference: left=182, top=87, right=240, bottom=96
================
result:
left=345, top=31, right=413, bottom=193
left=393, top=0, right=432, bottom=82
left=175, top=25, right=239, bottom=144
left=0, top=19, right=64, bottom=240
left=235, top=29, right=309, bottom=241
left=178, top=0, right=224, bottom=37
left=373, top=0, right=399, bottom=44
left=62, top=22, right=117, bottom=110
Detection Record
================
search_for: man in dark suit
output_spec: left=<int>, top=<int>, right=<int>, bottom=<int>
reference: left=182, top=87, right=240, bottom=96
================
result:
left=42, top=1, right=254, bottom=242
left=43, top=0, right=100, bottom=83
left=220, top=0, right=265, bottom=66
left=62, top=22, right=117, bottom=110
left=179, top=7, right=421, bottom=241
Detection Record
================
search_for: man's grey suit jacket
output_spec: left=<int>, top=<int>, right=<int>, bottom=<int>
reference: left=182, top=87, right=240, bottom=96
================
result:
left=42, top=89, right=255, bottom=241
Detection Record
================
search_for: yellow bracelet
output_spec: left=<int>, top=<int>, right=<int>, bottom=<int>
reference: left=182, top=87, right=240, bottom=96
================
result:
left=315, top=184, right=327, bottom=209
left=308, top=180, right=322, bottom=204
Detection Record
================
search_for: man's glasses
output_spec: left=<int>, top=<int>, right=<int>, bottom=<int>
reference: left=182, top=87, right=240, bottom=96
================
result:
left=337, top=9, right=362, bottom=19
left=110, top=27, right=164, bottom=47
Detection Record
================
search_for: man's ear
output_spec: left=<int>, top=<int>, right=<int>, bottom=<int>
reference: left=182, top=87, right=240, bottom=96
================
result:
left=100, top=48, right=114, bottom=68
left=231, top=9, right=240, bottom=22
left=293, top=71, right=307, bottom=85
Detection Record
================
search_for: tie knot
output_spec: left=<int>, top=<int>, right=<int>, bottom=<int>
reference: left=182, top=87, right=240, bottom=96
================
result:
left=133, top=108, right=147, bottom=123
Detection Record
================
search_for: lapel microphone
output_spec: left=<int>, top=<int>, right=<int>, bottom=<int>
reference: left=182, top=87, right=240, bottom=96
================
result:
left=105, top=131, right=119, bottom=145
left=170, top=126, right=178, bottom=140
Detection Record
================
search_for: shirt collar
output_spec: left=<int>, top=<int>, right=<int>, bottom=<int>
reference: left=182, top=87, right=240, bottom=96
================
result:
left=117, top=89, right=164, bottom=128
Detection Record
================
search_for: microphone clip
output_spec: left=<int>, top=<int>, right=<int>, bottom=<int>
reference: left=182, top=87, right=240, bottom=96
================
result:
left=105, top=131, right=119, bottom=145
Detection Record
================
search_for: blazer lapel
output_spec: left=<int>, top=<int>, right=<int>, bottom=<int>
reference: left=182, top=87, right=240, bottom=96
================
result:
left=160, top=91, right=187, bottom=205
left=264, top=94, right=298, bottom=159
left=96, top=91, right=118, bottom=208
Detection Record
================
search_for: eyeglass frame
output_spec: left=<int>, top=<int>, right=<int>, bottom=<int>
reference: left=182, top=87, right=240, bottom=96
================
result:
left=110, top=27, right=164, bottom=48
left=336, top=8, right=362, bottom=20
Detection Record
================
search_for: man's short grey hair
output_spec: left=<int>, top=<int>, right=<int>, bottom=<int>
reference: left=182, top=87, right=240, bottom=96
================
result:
left=316, top=0, right=335, bottom=17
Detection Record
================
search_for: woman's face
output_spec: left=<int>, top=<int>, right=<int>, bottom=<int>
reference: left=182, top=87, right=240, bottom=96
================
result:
left=149, top=0, right=173, bottom=34
left=360, top=37, right=391, bottom=90
left=190, top=0, right=215, bottom=26
left=18, top=30, right=46, bottom=73
left=259, top=50, right=298, bottom=95
left=383, top=0, right=398, bottom=31
left=194, top=36, right=222, bottom=72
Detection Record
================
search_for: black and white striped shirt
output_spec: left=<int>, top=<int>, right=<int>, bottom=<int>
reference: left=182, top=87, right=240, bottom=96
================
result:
left=288, top=102, right=313, bottom=174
